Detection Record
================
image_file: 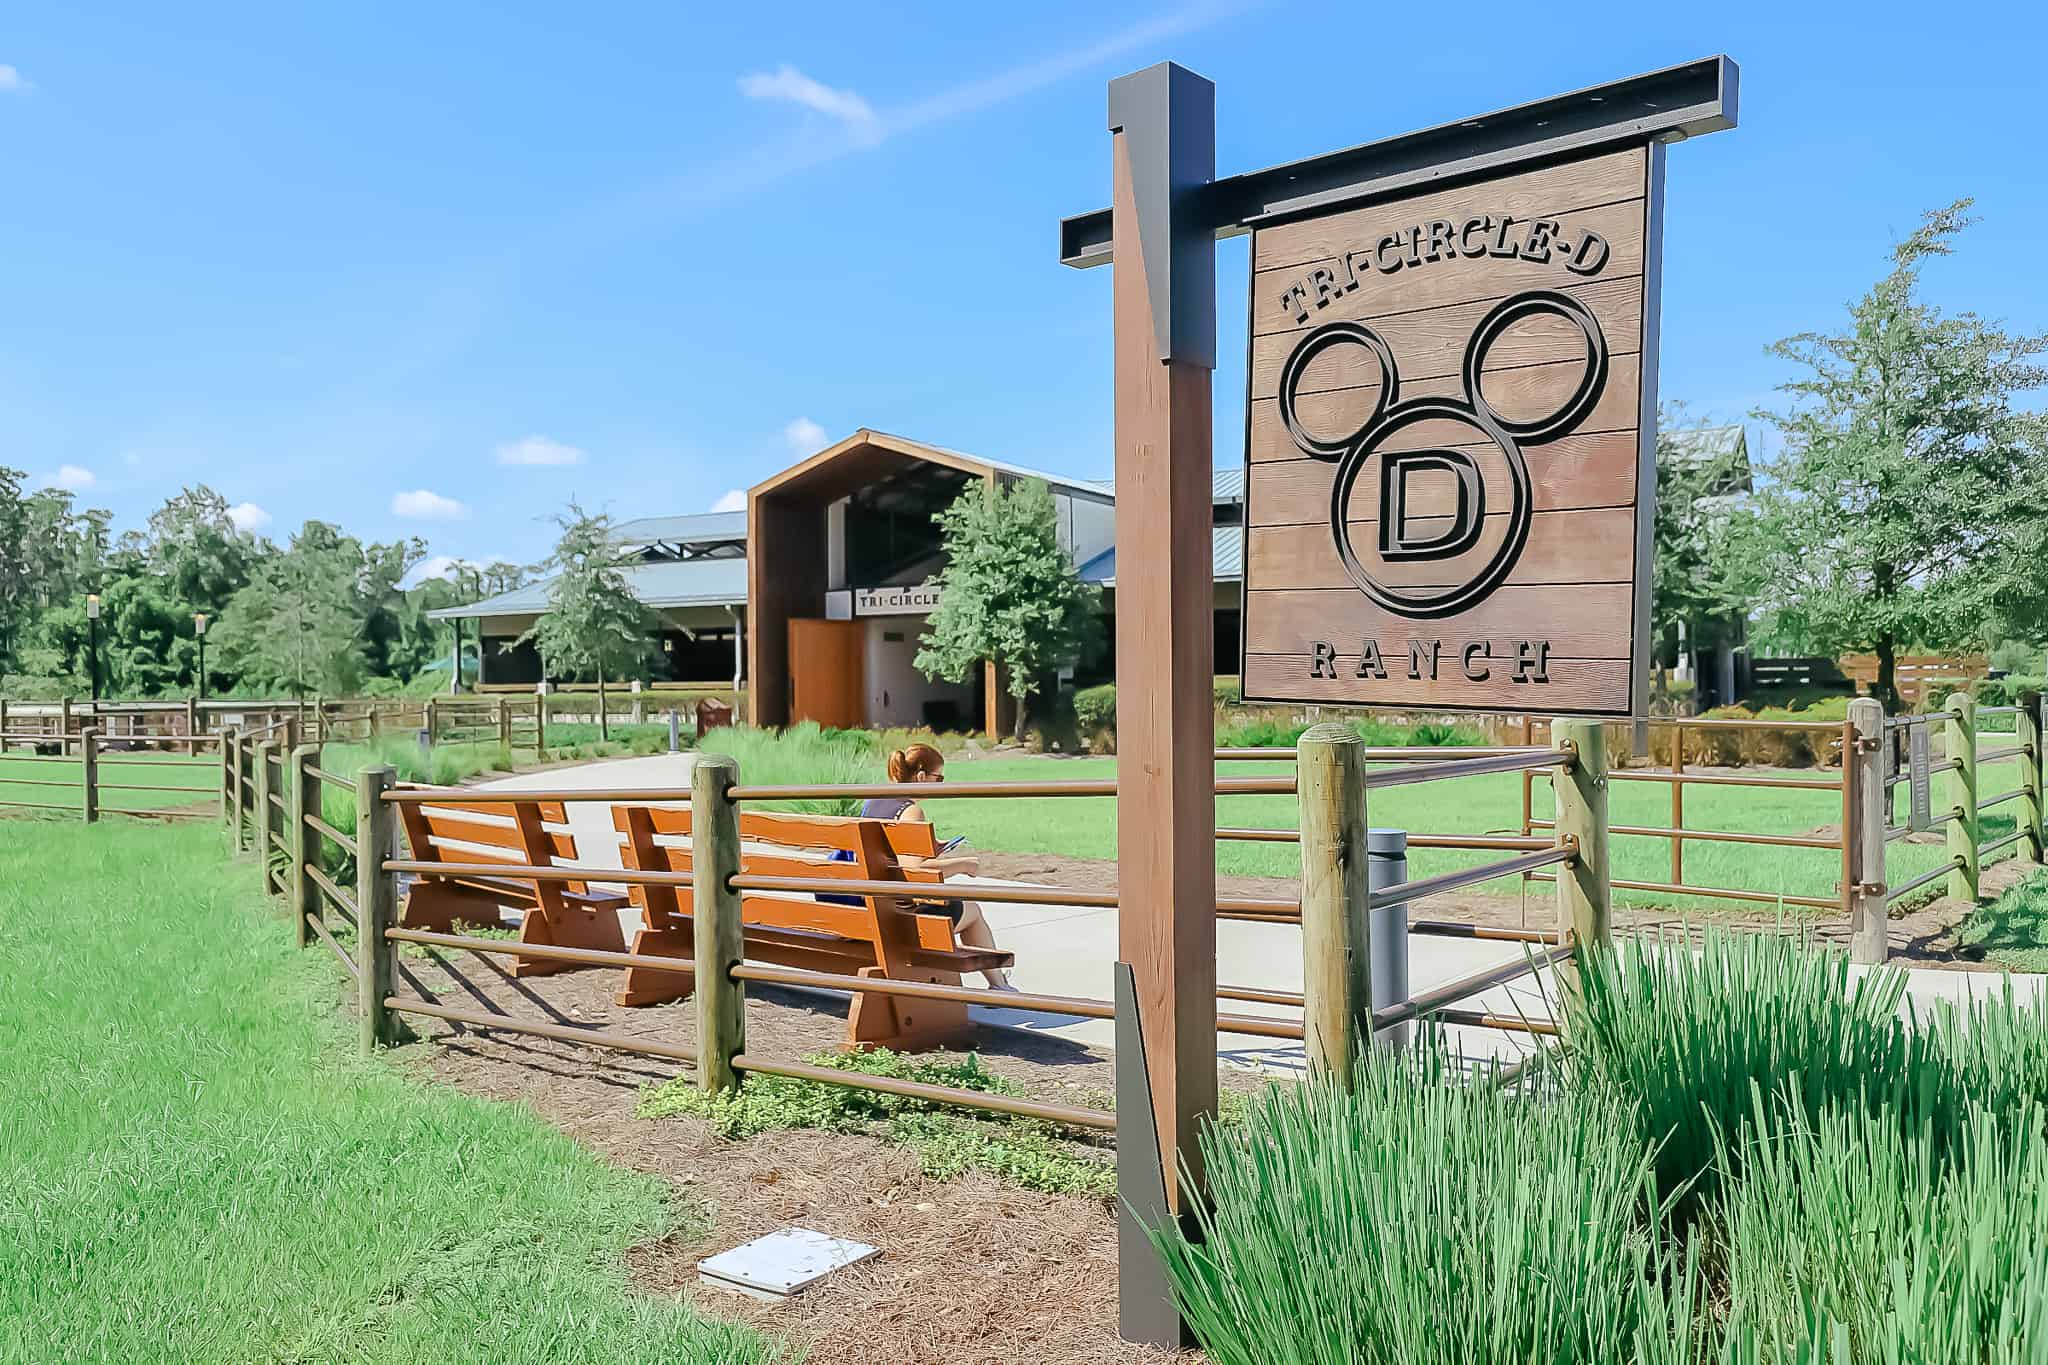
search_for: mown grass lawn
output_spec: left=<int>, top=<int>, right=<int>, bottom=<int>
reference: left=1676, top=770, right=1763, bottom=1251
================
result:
left=929, top=750, right=2026, bottom=912
left=0, top=819, right=770, bottom=1365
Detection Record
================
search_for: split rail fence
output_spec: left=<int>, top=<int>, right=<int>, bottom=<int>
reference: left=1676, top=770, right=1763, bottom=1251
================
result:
left=0, top=724, right=225, bottom=821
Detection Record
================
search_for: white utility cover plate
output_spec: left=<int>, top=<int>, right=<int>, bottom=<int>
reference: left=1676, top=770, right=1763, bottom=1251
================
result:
left=696, top=1226, right=880, bottom=1302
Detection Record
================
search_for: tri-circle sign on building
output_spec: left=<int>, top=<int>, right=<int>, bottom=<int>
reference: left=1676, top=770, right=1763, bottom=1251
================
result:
left=1241, top=144, right=1664, bottom=716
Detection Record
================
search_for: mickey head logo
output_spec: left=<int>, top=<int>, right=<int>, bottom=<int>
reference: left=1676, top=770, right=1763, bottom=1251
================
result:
left=1275, top=289, right=1610, bottom=619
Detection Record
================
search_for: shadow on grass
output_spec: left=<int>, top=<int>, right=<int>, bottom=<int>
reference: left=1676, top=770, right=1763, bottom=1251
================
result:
left=1959, top=866, right=2048, bottom=972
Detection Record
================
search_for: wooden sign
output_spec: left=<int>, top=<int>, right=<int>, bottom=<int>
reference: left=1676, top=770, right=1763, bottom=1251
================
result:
left=1240, top=144, right=1664, bottom=715
left=1908, top=721, right=1933, bottom=833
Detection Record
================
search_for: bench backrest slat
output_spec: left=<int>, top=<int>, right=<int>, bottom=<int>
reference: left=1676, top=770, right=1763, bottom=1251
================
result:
left=610, top=804, right=950, bottom=972
left=399, top=798, right=584, bottom=908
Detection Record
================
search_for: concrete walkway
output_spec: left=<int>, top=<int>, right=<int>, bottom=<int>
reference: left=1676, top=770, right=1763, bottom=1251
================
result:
left=476, top=754, right=2039, bottom=1075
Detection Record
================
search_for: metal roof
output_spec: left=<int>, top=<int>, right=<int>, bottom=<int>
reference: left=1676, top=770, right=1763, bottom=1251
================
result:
left=1077, top=524, right=1241, bottom=586
left=610, top=511, right=747, bottom=546
left=427, top=556, right=748, bottom=621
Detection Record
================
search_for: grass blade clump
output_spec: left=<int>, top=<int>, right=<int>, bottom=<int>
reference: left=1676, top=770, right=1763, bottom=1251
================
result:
left=1713, top=1087, right=2048, bottom=1361
left=1569, top=929, right=1914, bottom=1212
left=1152, top=1046, right=1671, bottom=1365
left=696, top=722, right=875, bottom=815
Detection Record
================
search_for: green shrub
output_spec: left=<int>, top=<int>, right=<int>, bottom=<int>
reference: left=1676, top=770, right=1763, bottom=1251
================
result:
left=1212, top=714, right=1489, bottom=751
left=1153, top=1048, right=1679, bottom=1365
left=1073, top=683, right=1117, bottom=736
left=1975, top=674, right=2043, bottom=731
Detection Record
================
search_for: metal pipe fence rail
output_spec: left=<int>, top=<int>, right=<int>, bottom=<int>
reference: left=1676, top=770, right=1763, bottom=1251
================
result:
left=340, top=732, right=1598, bottom=1122
left=1512, top=712, right=1877, bottom=948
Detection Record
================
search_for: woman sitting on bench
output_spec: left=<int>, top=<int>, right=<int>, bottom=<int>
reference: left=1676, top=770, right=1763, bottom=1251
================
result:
left=867, top=743, right=1016, bottom=992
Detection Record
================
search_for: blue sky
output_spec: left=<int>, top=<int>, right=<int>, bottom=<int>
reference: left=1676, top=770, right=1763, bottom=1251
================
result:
left=3, top=2, right=2043, bottom=580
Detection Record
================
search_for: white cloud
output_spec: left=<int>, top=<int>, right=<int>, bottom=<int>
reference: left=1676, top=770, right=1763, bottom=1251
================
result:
left=738, top=65, right=878, bottom=140
left=31, top=464, right=95, bottom=490
left=392, top=489, right=469, bottom=521
left=710, top=488, right=748, bottom=513
left=0, top=65, right=29, bottom=95
left=227, top=502, right=272, bottom=532
left=783, top=416, right=826, bottom=453
left=495, top=433, right=585, bottom=467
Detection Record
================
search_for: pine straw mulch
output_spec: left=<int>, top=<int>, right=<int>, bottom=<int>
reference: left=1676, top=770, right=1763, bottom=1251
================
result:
left=370, top=946, right=1202, bottom=1365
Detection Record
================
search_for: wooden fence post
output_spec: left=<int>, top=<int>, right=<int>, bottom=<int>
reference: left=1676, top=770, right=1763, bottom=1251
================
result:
left=693, top=754, right=745, bottom=1092
left=185, top=696, right=199, bottom=756
left=1945, top=691, right=1979, bottom=902
left=291, top=743, right=320, bottom=949
left=534, top=687, right=547, bottom=753
left=225, top=731, right=243, bottom=847
left=60, top=697, right=72, bottom=746
left=1845, top=697, right=1888, bottom=963
left=1551, top=718, right=1610, bottom=999
left=257, top=740, right=279, bottom=894
left=219, top=728, right=235, bottom=825
left=497, top=697, right=511, bottom=753
left=0, top=697, right=9, bottom=746
left=2020, top=690, right=2044, bottom=865
left=80, top=728, right=99, bottom=824
left=356, top=765, right=399, bottom=1053
left=426, top=695, right=439, bottom=745
left=1297, top=723, right=1371, bottom=1084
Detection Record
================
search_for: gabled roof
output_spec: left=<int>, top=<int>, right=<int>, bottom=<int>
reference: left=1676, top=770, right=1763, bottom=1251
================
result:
left=750, top=428, right=1114, bottom=504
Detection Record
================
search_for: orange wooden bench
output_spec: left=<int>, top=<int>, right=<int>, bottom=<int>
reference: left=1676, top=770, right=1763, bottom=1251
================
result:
left=609, top=805, right=1014, bottom=1050
left=396, top=796, right=631, bottom=977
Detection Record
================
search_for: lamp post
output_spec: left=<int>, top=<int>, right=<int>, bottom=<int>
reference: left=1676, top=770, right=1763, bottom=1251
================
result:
left=194, top=612, right=208, bottom=701
left=85, top=593, right=101, bottom=703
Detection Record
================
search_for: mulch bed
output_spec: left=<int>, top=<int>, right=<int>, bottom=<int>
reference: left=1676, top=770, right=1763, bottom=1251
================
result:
left=375, top=946, right=1194, bottom=1365
left=356, top=792, right=2039, bottom=1363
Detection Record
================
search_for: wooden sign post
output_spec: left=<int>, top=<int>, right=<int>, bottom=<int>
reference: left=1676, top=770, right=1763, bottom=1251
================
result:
left=1061, top=56, right=1736, bottom=1345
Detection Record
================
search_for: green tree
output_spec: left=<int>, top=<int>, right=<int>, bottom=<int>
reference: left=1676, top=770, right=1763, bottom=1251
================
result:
left=144, top=486, right=261, bottom=615
left=1651, top=411, right=1760, bottom=694
left=518, top=503, right=658, bottom=739
left=915, top=478, right=1102, bottom=738
left=1752, top=201, right=2048, bottom=709
left=214, top=522, right=393, bottom=698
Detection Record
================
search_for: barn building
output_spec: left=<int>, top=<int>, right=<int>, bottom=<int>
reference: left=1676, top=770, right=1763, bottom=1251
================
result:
left=429, top=429, right=1247, bottom=733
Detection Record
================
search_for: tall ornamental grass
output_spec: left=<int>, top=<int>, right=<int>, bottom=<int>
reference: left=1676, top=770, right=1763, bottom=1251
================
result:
left=1152, top=1048, right=1683, bottom=1365
left=696, top=722, right=877, bottom=815
left=1568, top=929, right=1915, bottom=1212
left=1161, top=922, right=2048, bottom=1362
left=1713, top=1091, right=2048, bottom=1361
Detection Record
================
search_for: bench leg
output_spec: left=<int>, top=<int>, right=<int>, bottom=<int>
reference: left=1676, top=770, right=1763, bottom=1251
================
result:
left=845, top=965, right=976, bottom=1052
left=399, top=881, right=505, bottom=934
left=513, top=901, right=631, bottom=978
left=615, top=924, right=695, bottom=1007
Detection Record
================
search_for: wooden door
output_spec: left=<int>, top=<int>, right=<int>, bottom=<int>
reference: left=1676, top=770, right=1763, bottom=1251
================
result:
left=788, top=619, right=865, bottom=729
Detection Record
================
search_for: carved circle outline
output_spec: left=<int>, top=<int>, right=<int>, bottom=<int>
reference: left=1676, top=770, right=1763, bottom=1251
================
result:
left=1276, top=320, right=1398, bottom=462
left=1276, top=288, right=1611, bottom=619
